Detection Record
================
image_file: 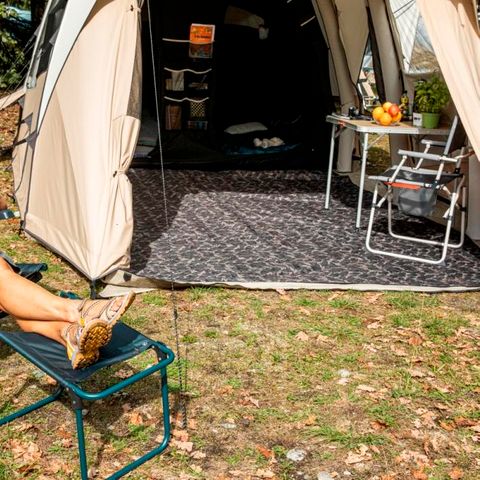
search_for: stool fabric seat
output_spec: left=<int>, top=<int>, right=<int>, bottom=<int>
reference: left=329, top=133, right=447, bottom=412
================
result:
left=0, top=322, right=158, bottom=383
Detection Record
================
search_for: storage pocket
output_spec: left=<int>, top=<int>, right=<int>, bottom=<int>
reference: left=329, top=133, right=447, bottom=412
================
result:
left=397, top=187, right=438, bottom=217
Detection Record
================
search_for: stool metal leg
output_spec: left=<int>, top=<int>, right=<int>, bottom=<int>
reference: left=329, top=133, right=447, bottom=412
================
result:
left=68, top=391, right=89, bottom=480
left=74, top=407, right=89, bottom=480
left=0, top=386, right=63, bottom=426
left=106, top=364, right=171, bottom=480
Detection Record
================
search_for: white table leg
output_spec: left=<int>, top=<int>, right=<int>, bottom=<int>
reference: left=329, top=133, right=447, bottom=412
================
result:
left=325, top=123, right=337, bottom=209
left=356, top=132, right=369, bottom=229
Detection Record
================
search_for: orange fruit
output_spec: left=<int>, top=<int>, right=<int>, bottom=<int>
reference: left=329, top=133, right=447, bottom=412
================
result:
left=382, top=101, right=393, bottom=112
left=379, top=112, right=392, bottom=126
left=391, top=111, right=402, bottom=124
left=372, top=106, right=385, bottom=122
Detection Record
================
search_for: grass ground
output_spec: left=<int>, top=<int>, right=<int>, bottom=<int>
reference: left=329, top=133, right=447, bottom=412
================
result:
left=0, top=105, right=479, bottom=480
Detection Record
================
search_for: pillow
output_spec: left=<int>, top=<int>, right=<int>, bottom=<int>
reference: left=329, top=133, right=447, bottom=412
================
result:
left=224, top=121, right=268, bottom=135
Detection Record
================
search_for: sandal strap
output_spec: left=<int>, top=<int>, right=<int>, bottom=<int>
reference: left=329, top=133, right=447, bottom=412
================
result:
left=77, top=299, right=88, bottom=312
left=62, top=322, right=81, bottom=345
left=78, top=298, right=117, bottom=323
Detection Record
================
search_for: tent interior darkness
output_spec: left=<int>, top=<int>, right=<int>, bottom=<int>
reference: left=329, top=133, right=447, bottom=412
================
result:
left=135, top=0, right=335, bottom=169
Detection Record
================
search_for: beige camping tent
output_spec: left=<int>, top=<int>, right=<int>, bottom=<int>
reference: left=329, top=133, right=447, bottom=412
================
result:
left=2, top=0, right=479, bottom=282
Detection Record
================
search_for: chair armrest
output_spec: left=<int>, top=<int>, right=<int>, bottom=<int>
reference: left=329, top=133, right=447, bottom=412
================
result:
left=421, top=139, right=447, bottom=147
left=398, top=149, right=458, bottom=163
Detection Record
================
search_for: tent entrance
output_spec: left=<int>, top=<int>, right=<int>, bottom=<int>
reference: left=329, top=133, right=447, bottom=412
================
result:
left=134, top=0, right=334, bottom=169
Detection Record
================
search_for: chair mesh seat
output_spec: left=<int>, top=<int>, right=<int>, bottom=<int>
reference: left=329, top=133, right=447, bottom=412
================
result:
left=372, top=167, right=461, bottom=187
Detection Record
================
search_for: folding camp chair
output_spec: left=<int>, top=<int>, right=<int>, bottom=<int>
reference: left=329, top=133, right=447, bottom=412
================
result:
left=0, top=264, right=175, bottom=480
left=365, top=115, right=474, bottom=264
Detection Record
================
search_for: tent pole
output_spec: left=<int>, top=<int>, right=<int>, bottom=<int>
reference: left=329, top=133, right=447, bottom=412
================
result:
left=90, top=280, right=97, bottom=300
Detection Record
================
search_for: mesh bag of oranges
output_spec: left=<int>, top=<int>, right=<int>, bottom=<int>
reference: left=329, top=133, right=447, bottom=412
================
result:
left=372, top=102, right=402, bottom=126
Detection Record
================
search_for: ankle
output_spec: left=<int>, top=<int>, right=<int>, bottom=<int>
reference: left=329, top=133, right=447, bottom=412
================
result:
left=64, top=300, right=82, bottom=323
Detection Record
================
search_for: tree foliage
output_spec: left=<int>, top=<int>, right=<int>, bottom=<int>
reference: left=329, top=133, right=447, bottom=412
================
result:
left=0, top=4, right=25, bottom=89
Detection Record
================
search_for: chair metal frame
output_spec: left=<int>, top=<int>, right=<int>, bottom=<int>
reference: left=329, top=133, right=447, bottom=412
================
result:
left=365, top=115, right=474, bottom=265
left=0, top=324, right=175, bottom=480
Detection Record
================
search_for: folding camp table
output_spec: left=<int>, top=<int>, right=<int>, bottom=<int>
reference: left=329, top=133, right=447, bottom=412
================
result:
left=324, top=114, right=450, bottom=228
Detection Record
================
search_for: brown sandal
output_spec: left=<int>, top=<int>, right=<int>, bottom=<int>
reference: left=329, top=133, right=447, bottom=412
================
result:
left=78, top=291, right=136, bottom=328
left=62, top=323, right=103, bottom=370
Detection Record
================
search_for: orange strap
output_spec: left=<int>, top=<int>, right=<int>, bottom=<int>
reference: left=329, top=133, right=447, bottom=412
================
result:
left=385, top=182, right=421, bottom=190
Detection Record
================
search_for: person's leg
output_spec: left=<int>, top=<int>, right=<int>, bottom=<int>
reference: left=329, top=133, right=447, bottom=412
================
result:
left=0, top=257, right=135, bottom=326
left=0, top=257, right=80, bottom=323
left=0, top=256, right=136, bottom=368
left=14, top=318, right=67, bottom=345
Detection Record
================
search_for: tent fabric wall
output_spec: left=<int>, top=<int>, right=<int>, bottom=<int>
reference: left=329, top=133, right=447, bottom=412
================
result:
left=36, top=0, right=98, bottom=130
left=0, top=86, right=26, bottom=111
left=367, top=0, right=406, bottom=161
left=12, top=74, right=46, bottom=219
left=314, top=0, right=357, bottom=173
left=335, top=0, right=369, bottom=85
left=417, top=0, right=480, bottom=161
left=19, top=0, right=140, bottom=279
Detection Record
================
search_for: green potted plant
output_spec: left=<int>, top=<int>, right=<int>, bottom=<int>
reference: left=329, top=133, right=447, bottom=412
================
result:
left=414, top=75, right=451, bottom=128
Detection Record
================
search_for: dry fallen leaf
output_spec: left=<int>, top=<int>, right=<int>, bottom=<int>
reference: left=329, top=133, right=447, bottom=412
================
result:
left=218, top=385, right=234, bottom=395
left=256, top=445, right=274, bottom=459
left=412, top=470, right=428, bottom=480
left=371, top=420, right=388, bottom=431
left=365, top=292, right=383, bottom=304
left=172, top=439, right=194, bottom=452
left=303, top=414, right=317, bottom=426
left=128, top=411, right=144, bottom=426
left=255, top=468, right=275, bottom=478
left=241, top=395, right=260, bottom=408
left=454, top=417, right=477, bottom=427
left=408, top=368, right=428, bottom=378
left=391, top=345, right=408, bottom=357
left=9, top=439, right=42, bottom=464
left=190, top=451, right=207, bottom=459
left=439, top=420, right=456, bottom=432
left=448, top=467, right=464, bottom=479
left=295, top=331, right=309, bottom=342
left=356, top=384, right=376, bottom=392
left=345, top=448, right=371, bottom=464
left=172, top=429, right=189, bottom=442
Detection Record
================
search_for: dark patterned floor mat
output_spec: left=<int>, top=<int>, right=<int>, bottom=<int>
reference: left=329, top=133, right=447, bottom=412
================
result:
left=126, top=168, right=480, bottom=290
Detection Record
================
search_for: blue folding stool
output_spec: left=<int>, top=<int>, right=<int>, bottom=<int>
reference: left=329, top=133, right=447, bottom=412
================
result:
left=0, top=263, right=175, bottom=480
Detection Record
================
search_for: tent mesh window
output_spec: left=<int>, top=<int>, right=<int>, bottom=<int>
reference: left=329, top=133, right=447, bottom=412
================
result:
left=29, top=0, right=68, bottom=81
